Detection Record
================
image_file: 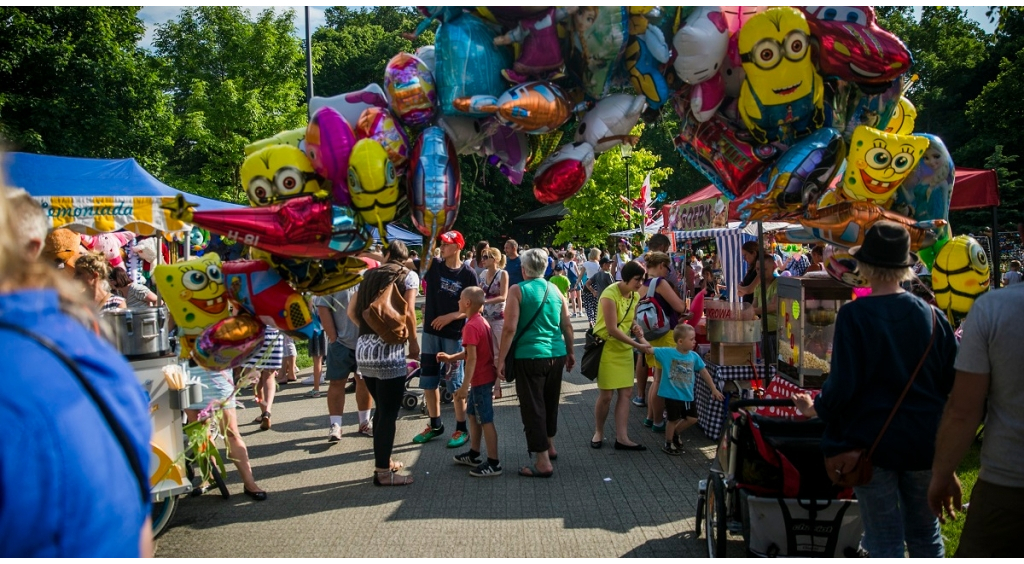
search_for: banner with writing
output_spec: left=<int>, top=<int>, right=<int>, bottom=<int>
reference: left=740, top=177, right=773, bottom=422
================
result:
left=34, top=196, right=189, bottom=235
left=667, top=196, right=727, bottom=231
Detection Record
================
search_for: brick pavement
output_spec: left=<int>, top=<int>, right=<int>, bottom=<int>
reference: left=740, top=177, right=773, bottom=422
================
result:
left=154, top=315, right=745, bottom=558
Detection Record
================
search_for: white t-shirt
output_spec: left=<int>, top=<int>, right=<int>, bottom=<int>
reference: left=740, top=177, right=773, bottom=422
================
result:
left=613, top=252, right=631, bottom=281
left=582, top=260, right=601, bottom=284
left=954, top=284, right=1024, bottom=487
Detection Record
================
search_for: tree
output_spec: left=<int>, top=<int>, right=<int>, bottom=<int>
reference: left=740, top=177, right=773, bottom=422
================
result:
left=0, top=7, right=173, bottom=171
left=555, top=125, right=673, bottom=249
left=312, top=6, right=433, bottom=98
left=153, top=7, right=307, bottom=202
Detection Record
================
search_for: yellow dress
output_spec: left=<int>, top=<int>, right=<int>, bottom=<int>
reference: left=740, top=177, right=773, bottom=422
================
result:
left=594, top=284, right=639, bottom=390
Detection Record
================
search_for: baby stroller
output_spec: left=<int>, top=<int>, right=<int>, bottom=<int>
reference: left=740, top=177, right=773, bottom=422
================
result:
left=696, top=398, right=864, bottom=557
left=402, top=360, right=454, bottom=413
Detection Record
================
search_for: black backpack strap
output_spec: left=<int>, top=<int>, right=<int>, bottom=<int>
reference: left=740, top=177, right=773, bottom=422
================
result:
left=0, top=320, right=150, bottom=506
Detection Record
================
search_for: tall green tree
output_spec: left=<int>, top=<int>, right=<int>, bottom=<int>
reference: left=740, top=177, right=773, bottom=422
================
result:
left=312, top=6, right=433, bottom=98
left=555, top=126, right=673, bottom=249
left=0, top=7, right=173, bottom=171
left=154, top=7, right=307, bottom=202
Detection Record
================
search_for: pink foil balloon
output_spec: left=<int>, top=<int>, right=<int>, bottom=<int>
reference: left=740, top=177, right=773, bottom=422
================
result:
left=306, top=107, right=357, bottom=206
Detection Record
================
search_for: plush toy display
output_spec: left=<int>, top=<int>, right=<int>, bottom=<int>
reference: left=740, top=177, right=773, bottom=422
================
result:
left=81, top=232, right=136, bottom=271
left=43, top=228, right=88, bottom=272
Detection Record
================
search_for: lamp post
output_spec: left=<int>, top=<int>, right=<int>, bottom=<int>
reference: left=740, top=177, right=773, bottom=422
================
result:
left=620, top=142, right=634, bottom=234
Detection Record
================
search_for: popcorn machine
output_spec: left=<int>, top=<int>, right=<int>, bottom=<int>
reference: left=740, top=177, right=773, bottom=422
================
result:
left=776, top=274, right=853, bottom=388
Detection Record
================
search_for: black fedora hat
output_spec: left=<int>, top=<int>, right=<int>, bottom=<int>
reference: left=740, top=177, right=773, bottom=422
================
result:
left=850, top=220, right=918, bottom=268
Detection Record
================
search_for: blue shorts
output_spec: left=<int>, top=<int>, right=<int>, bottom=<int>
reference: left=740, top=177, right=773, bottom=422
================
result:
left=326, top=341, right=357, bottom=381
left=466, top=382, right=495, bottom=424
left=419, top=333, right=464, bottom=392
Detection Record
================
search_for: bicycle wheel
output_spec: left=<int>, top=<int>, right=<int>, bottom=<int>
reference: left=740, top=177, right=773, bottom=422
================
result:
left=211, top=461, right=230, bottom=500
left=151, top=494, right=178, bottom=538
left=705, top=473, right=727, bottom=558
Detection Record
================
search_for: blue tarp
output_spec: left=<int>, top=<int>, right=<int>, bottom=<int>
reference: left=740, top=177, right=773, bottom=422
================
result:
left=4, top=152, right=240, bottom=211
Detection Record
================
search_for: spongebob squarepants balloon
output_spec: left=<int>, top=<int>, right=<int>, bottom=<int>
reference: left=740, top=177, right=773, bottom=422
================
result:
left=154, top=253, right=229, bottom=359
left=241, top=145, right=323, bottom=208
left=840, top=125, right=929, bottom=205
left=737, top=7, right=824, bottom=145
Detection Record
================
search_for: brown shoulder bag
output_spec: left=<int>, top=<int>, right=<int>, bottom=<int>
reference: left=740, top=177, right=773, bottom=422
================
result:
left=362, top=268, right=409, bottom=345
left=824, top=308, right=937, bottom=487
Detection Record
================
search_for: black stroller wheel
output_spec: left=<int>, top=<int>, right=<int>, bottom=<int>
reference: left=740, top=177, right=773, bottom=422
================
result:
left=705, top=473, right=727, bottom=557
left=695, top=482, right=706, bottom=536
left=401, top=393, right=419, bottom=410
left=441, top=389, right=454, bottom=404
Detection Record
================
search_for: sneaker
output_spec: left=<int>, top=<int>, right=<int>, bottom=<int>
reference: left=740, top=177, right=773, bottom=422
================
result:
left=673, top=434, right=684, bottom=448
left=304, top=389, right=322, bottom=398
left=631, top=396, right=647, bottom=407
left=447, top=430, right=469, bottom=448
left=453, top=450, right=482, bottom=467
left=357, top=421, right=373, bottom=437
left=470, top=461, right=503, bottom=477
left=652, top=422, right=666, bottom=433
left=642, top=418, right=654, bottom=428
left=662, top=442, right=681, bottom=456
left=328, top=423, right=342, bottom=442
left=413, top=424, right=445, bottom=444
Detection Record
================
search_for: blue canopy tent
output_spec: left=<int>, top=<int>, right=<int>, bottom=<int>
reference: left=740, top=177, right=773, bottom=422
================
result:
left=4, top=152, right=240, bottom=234
left=369, top=223, right=423, bottom=247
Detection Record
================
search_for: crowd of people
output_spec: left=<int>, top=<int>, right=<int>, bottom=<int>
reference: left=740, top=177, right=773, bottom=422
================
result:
left=5, top=144, right=1023, bottom=557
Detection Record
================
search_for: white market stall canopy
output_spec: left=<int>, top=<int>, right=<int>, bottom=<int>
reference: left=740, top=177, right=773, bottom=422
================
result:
left=4, top=152, right=240, bottom=235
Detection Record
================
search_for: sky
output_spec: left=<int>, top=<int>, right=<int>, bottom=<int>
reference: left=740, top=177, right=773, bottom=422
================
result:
left=137, top=5, right=1000, bottom=51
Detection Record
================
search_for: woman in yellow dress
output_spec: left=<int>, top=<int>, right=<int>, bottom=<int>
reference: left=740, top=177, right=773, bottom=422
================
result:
left=591, top=260, right=652, bottom=451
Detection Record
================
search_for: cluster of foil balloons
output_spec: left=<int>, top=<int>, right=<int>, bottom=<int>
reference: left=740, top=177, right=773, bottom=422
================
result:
left=156, top=6, right=990, bottom=364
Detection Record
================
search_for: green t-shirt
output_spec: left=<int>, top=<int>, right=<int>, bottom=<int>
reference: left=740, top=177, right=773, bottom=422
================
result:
left=550, top=275, right=570, bottom=296
left=753, top=277, right=779, bottom=332
left=514, top=279, right=568, bottom=360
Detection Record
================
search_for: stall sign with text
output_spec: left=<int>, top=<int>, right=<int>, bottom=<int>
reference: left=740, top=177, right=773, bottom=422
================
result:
left=668, top=197, right=723, bottom=231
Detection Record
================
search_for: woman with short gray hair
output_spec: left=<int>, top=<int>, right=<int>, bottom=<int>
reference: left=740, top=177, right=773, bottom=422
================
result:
left=497, top=248, right=575, bottom=478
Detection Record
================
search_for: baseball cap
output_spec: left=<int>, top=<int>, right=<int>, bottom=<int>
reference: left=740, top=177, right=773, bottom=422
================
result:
left=438, top=230, right=465, bottom=249
left=599, top=257, right=612, bottom=265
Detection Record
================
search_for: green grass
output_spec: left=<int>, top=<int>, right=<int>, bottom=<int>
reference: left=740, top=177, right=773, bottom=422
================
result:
left=941, top=436, right=982, bottom=556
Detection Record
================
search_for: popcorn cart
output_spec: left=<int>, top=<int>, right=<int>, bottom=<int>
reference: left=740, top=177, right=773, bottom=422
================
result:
left=100, top=309, right=200, bottom=536
left=776, top=275, right=853, bottom=388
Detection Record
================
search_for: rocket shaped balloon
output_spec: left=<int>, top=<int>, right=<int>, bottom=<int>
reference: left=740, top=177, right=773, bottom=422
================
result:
left=162, top=194, right=371, bottom=261
left=453, top=81, right=573, bottom=134
left=407, top=126, right=461, bottom=272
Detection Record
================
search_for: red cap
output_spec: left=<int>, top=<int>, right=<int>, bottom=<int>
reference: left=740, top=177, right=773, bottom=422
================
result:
left=438, top=230, right=465, bottom=249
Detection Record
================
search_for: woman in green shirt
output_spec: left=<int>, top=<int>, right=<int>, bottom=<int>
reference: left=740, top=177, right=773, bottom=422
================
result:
left=497, top=249, right=575, bottom=478
left=591, top=260, right=653, bottom=451
left=751, top=255, right=779, bottom=365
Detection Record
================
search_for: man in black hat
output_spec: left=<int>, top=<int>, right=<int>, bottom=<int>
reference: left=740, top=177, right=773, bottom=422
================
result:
left=794, top=221, right=958, bottom=557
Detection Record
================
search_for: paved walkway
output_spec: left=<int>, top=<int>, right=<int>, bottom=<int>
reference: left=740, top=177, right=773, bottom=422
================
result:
left=154, top=315, right=739, bottom=558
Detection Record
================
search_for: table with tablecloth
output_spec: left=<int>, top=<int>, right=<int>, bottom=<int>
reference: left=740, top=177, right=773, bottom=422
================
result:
left=695, top=361, right=776, bottom=440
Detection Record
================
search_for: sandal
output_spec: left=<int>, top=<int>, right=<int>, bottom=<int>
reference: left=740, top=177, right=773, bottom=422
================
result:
left=373, top=470, right=413, bottom=486
left=518, top=465, right=553, bottom=478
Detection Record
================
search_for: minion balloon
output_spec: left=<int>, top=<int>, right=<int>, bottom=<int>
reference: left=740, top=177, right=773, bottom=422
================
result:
left=737, top=7, right=824, bottom=145
left=348, top=138, right=401, bottom=243
left=932, top=235, right=990, bottom=325
left=240, top=145, right=323, bottom=208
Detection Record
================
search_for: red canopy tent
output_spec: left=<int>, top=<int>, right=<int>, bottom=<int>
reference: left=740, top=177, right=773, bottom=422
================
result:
left=950, top=168, right=1000, bottom=210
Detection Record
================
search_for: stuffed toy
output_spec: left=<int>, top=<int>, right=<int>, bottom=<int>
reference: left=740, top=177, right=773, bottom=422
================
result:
left=81, top=232, right=136, bottom=271
left=42, top=228, right=88, bottom=272
left=131, top=236, right=168, bottom=282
